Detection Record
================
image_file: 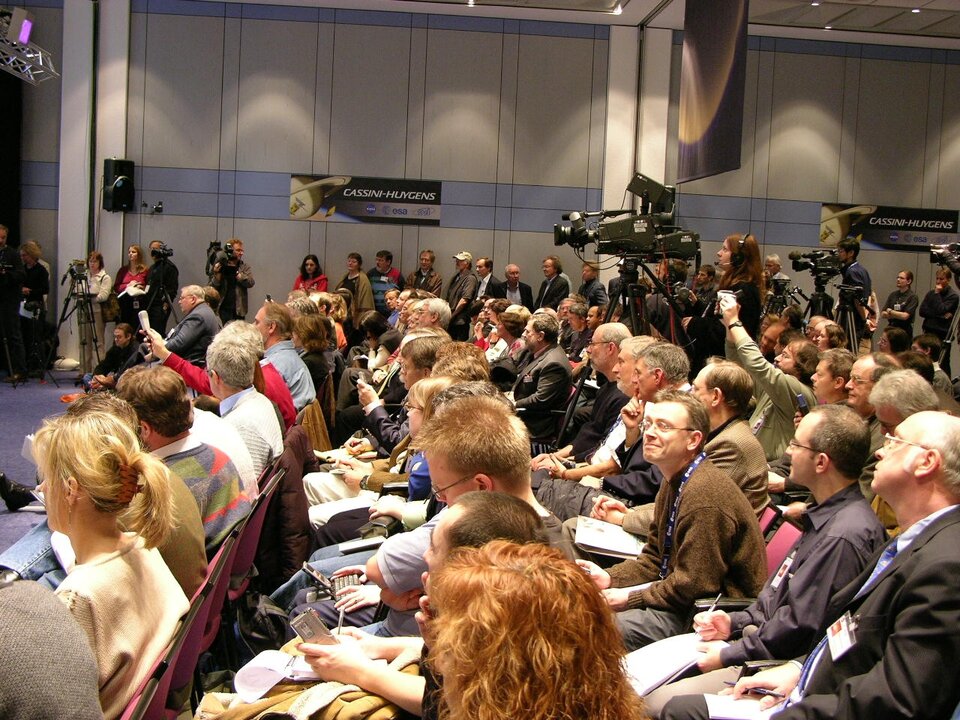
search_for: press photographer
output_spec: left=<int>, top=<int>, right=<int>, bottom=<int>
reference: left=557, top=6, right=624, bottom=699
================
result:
left=211, top=237, right=255, bottom=322
left=145, top=240, right=179, bottom=333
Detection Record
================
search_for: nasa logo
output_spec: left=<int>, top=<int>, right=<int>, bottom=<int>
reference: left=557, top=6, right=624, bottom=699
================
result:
left=366, top=204, right=376, bottom=214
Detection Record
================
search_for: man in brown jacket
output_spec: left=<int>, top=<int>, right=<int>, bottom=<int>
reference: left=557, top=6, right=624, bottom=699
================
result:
left=580, top=390, right=767, bottom=651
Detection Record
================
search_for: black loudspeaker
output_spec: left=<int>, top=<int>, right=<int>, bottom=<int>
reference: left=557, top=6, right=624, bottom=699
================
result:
left=103, top=158, right=135, bottom=212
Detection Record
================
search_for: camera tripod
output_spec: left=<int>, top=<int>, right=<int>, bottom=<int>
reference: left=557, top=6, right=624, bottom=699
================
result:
left=43, top=270, right=99, bottom=387
left=556, top=256, right=688, bottom=445
left=144, top=256, right=180, bottom=333
left=801, top=278, right=835, bottom=326
left=833, top=286, right=864, bottom=354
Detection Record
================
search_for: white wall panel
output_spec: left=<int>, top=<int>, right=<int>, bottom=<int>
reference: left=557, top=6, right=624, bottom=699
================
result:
left=422, top=29, right=503, bottom=182
left=237, top=19, right=319, bottom=172
left=142, top=15, right=225, bottom=169
left=514, top=35, right=595, bottom=187
left=329, top=24, right=411, bottom=177
left=767, top=53, right=845, bottom=201
left=852, top=58, right=930, bottom=207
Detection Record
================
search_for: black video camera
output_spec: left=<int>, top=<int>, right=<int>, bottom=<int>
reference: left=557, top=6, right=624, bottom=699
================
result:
left=789, top=250, right=841, bottom=280
left=930, top=243, right=960, bottom=265
left=151, top=243, right=174, bottom=260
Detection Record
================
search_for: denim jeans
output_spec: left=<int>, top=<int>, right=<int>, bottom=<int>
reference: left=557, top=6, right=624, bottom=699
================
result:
left=0, top=521, right=66, bottom=590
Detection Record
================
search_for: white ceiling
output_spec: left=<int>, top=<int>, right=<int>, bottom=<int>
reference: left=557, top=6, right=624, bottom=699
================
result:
left=217, top=0, right=960, bottom=46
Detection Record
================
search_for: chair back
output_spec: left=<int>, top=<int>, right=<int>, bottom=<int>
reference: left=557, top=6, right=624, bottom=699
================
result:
left=299, top=397, right=333, bottom=452
left=758, top=505, right=780, bottom=536
left=197, top=533, right=240, bottom=657
left=121, top=571, right=213, bottom=720
left=227, top=467, right=286, bottom=602
left=765, top=518, right=802, bottom=576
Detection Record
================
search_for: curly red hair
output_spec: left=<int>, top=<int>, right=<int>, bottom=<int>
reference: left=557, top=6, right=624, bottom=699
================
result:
left=428, top=541, right=646, bottom=720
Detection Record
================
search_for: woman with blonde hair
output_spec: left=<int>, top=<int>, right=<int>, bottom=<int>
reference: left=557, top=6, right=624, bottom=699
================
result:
left=36, top=407, right=188, bottom=719
left=114, top=244, right=148, bottom=326
left=427, top=540, right=646, bottom=720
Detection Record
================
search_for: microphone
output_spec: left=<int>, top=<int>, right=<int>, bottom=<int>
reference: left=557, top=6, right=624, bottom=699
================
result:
left=787, top=251, right=804, bottom=261
left=561, top=212, right=581, bottom=222
left=60, top=271, right=70, bottom=286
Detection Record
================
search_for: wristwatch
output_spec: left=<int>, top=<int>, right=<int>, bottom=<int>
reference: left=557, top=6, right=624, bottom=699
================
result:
left=359, top=473, right=372, bottom=491
left=728, top=320, right=744, bottom=329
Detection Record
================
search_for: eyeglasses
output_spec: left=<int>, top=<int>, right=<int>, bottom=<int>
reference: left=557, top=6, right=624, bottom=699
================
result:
left=641, top=419, right=696, bottom=435
left=402, top=402, right=423, bottom=413
left=431, top=473, right=474, bottom=500
left=585, top=340, right=610, bottom=349
left=849, top=375, right=871, bottom=386
left=882, top=433, right=930, bottom=452
left=788, top=438, right=819, bottom=454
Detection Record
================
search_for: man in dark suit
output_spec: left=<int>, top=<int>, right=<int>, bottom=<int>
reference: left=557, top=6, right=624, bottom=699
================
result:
left=154, top=284, right=221, bottom=366
left=475, top=257, right=505, bottom=299
left=512, top=313, right=572, bottom=451
left=662, top=409, right=960, bottom=720
left=534, top=255, right=570, bottom=310
left=504, top=263, right=534, bottom=311
left=578, top=260, right=609, bottom=308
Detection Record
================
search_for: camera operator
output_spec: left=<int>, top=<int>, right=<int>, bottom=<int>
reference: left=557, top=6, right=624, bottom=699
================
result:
left=212, top=237, right=255, bottom=322
left=683, top=232, right=765, bottom=374
left=836, top=238, right=873, bottom=350
left=145, top=240, right=179, bottom=333
left=0, top=224, right=27, bottom=382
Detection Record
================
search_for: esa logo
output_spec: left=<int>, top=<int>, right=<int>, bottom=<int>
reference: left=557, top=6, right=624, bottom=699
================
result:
left=366, top=204, right=377, bottom=214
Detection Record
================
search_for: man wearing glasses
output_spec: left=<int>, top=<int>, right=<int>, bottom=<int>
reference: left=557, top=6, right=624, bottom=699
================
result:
left=579, top=390, right=766, bottom=651
left=643, top=404, right=885, bottom=715
left=662, top=411, right=960, bottom=720
left=843, top=352, right=898, bottom=502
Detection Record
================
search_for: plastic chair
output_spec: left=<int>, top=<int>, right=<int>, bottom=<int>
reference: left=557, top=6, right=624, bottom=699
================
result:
left=758, top=504, right=780, bottom=536
left=764, top=517, right=802, bottom=576
left=119, top=569, right=214, bottom=720
left=227, top=467, right=286, bottom=604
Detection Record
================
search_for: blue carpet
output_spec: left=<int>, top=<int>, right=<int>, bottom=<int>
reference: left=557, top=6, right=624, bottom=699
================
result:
left=0, top=371, right=81, bottom=553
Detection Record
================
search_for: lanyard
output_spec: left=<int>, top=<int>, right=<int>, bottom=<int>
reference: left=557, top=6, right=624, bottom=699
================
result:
left=658, top=451, right=706, bottom=580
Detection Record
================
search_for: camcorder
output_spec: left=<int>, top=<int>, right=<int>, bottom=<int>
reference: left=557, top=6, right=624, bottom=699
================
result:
left=930, top=243, right=960, bottom=264
left=150, top=242, right=174, bottom=260
left=68, top=259, right=88, bottom=280
left=789, top=250, right=841, bottom=281
left=554, top=211, right=700, bottom=261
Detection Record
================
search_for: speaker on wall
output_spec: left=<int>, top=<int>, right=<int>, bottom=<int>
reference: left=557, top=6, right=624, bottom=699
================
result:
left=103, top=158, right=135, bottom=212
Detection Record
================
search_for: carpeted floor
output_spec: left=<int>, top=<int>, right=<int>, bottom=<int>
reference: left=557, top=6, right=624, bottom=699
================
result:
left=0, top=370, right=82, bottom=554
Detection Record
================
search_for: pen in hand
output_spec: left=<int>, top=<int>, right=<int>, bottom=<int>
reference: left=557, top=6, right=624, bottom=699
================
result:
left=694, top=593, right=723, bottom=639
left=722, top=681, right=785, bottom=699
left=336, top=607, right=345, bottom=638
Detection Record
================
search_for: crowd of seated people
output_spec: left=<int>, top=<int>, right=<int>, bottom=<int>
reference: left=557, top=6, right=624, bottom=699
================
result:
left=2, top=239, right=960, bottom=720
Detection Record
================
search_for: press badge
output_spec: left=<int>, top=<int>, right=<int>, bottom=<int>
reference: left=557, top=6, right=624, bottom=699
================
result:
left=770, top=554, right=794, bottom=590
left=827, top=611, right=858, bottom=661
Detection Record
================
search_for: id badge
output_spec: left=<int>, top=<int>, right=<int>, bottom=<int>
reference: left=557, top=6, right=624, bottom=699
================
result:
left=827, top=611, right=858, bottom=661
left=770, top=554, right=794, bottom=590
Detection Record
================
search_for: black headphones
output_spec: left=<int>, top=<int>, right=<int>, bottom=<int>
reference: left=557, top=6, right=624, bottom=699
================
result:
left=730, top=232, right=749, bottom=267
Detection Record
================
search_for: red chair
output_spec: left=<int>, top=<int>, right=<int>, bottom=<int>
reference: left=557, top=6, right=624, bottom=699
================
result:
left=758, top=504, right=780, bottom=536
left=227, top=467, right=286, bottom=604
left=119, top=568, right=215, bottom=720
left=764, top=517, right=802, bottom=576
left=169, top=534, right=237, bottom=714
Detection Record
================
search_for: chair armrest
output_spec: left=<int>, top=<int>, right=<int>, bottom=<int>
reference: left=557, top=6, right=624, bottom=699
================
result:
left=379, top=482, right=409, bottom=497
